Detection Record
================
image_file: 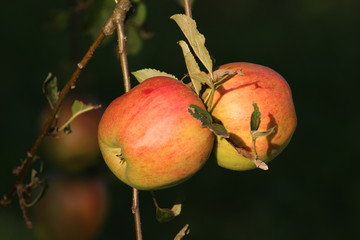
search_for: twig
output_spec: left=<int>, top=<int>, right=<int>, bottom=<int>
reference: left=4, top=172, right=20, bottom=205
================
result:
left=132, top=188, right=142, bottom=240
left=184, top=0, right=192, bottom=18
left=1, top=32, right=105, bottom=212
left=1, top=0, right=133, bottom=227
left=116, top=8, right=131, bottom=92
left=112, top=1, right=143, bottom=239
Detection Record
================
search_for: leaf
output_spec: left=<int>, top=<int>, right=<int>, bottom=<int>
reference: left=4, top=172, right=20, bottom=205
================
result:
left=58, top=100, right=101, bottom=132
left=188, top=104, right=213, bottom=127
left=87, top=0, right=115, bottom=41
left=131, top=0, right=147, bottom=27
left=251, top=126, right=277, bottom=138
left=24, top=162, right=48, bottom=207
left=250, top=103, right=261, bottom=131
left=126, top=25, right=143, bottom=55
left=156, top=208, right=176, bottom=223
left=174, top=224, right=190, bottom=240
left=132, top=68, right=178, bottom=83
left=177, top=40, right=212, bottom=95
left=42, top=73, right=59, bottom=109
left=171, top=203, right=182, bottom=217
left=171, top=14, right=213, bottom=74
left=212, top=69, right=241, bottom=89
left=253, top=160, right=269, bottom=170
left=188, top=104, right=230, bottom=137
left=204, top=86, right=215, bottom=111
left=209, top=123, right=229, bottom=138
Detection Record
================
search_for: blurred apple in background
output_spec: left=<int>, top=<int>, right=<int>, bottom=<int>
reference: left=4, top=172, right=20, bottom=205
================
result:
left=40, top=96, right=102, bottom=172
left=211, top=62, right=297, bottom=171
left=33, top=175, right=108, bottom=240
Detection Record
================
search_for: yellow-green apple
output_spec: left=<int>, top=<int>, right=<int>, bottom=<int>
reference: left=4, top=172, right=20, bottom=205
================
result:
left=211, top=62, right=297, bottom=170
left=33, top=176, right=107, bottom=240
left=98, top=76, right=214, bottom=190
left=41, top=97, right=102, bottom=172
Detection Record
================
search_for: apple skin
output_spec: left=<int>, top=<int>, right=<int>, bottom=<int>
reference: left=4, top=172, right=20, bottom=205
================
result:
left=211, top=62, right=297, bottom=170
left=98, top=76, right=214, bottom=190
left=41, top=98, right=102, bottom=172
left=33, top=176, right=107, bottom=240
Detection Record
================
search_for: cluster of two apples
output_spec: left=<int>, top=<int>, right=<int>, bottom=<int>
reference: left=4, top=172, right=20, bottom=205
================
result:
left=98, top=62, right=297, bottom=191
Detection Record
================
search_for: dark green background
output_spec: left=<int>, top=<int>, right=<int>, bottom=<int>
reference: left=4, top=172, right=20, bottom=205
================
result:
left=1, top=0, right=359, bottom=239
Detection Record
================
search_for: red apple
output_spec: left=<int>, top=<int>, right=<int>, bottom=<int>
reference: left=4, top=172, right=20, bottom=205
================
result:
left=98, top=76, right=214, bottom=190
left=41, top=97, right=102, bottom=172
left=33, top=176, right=107, bottom=240
left=211, top=62, right=297, bottom=170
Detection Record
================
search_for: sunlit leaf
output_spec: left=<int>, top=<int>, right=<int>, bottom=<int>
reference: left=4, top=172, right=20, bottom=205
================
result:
left=174, top=224, right=190, bottom=240
left=212, top=69, right=241, bottom=89
left=132, top=69, right=178, bottom=83
left=178, top=40, right=210, bottom=94
left=171, top=14, right=213, bottom=74
left=58, top=100, right=101, bottom=132
left=171, top=203, right=182, bottom=217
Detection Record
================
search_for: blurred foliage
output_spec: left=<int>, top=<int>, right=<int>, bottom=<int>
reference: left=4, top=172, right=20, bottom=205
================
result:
left=1, top=0, right=360, bottom=239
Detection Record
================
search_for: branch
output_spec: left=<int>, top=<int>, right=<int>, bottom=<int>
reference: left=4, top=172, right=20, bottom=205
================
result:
left=1, top=32, right=105, bottom=212
left=1, top=1, right=130, bottom=227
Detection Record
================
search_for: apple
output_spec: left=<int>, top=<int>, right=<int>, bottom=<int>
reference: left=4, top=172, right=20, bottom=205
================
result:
left=33, top=176, right=107, bottom=240
left=41, top=97, right=102, bottom=172
left=98, top=76, right=214, bottom=190
left=211, top=62, right=297, bottom=170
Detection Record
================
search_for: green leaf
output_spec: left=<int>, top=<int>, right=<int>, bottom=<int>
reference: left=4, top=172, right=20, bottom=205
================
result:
left=178, top=40, right=210, bottom=95
left=156, top=208, right=176, bottom=223
left=86, top=0, right=114, bottom=41
left=24, top=162, right=48, bottom=207
left=152, top=191, right=182, bottom=223
left=250, top=103, right=261, bottom=131
left=131, top=1, right=147, bottom=27
left=155, top=203, right=182, bottom=223
left=174, top=224, right=190, bottom=240
left=188, top=104, right=230, bottom=137
left=58, top=100, right=101, bottom=132
left=209, top=123, right=230, bottom=138
left=126, top=25, right=143, bottom=55
left=251, top=126, right=277, bottom=138
left=188, top=104, right=213, bottom=127
left=171, top=14, right=213, bottom=75
left=42, top=73, right=59, bottom=109
left=132, top=69, right=178, bottom=83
